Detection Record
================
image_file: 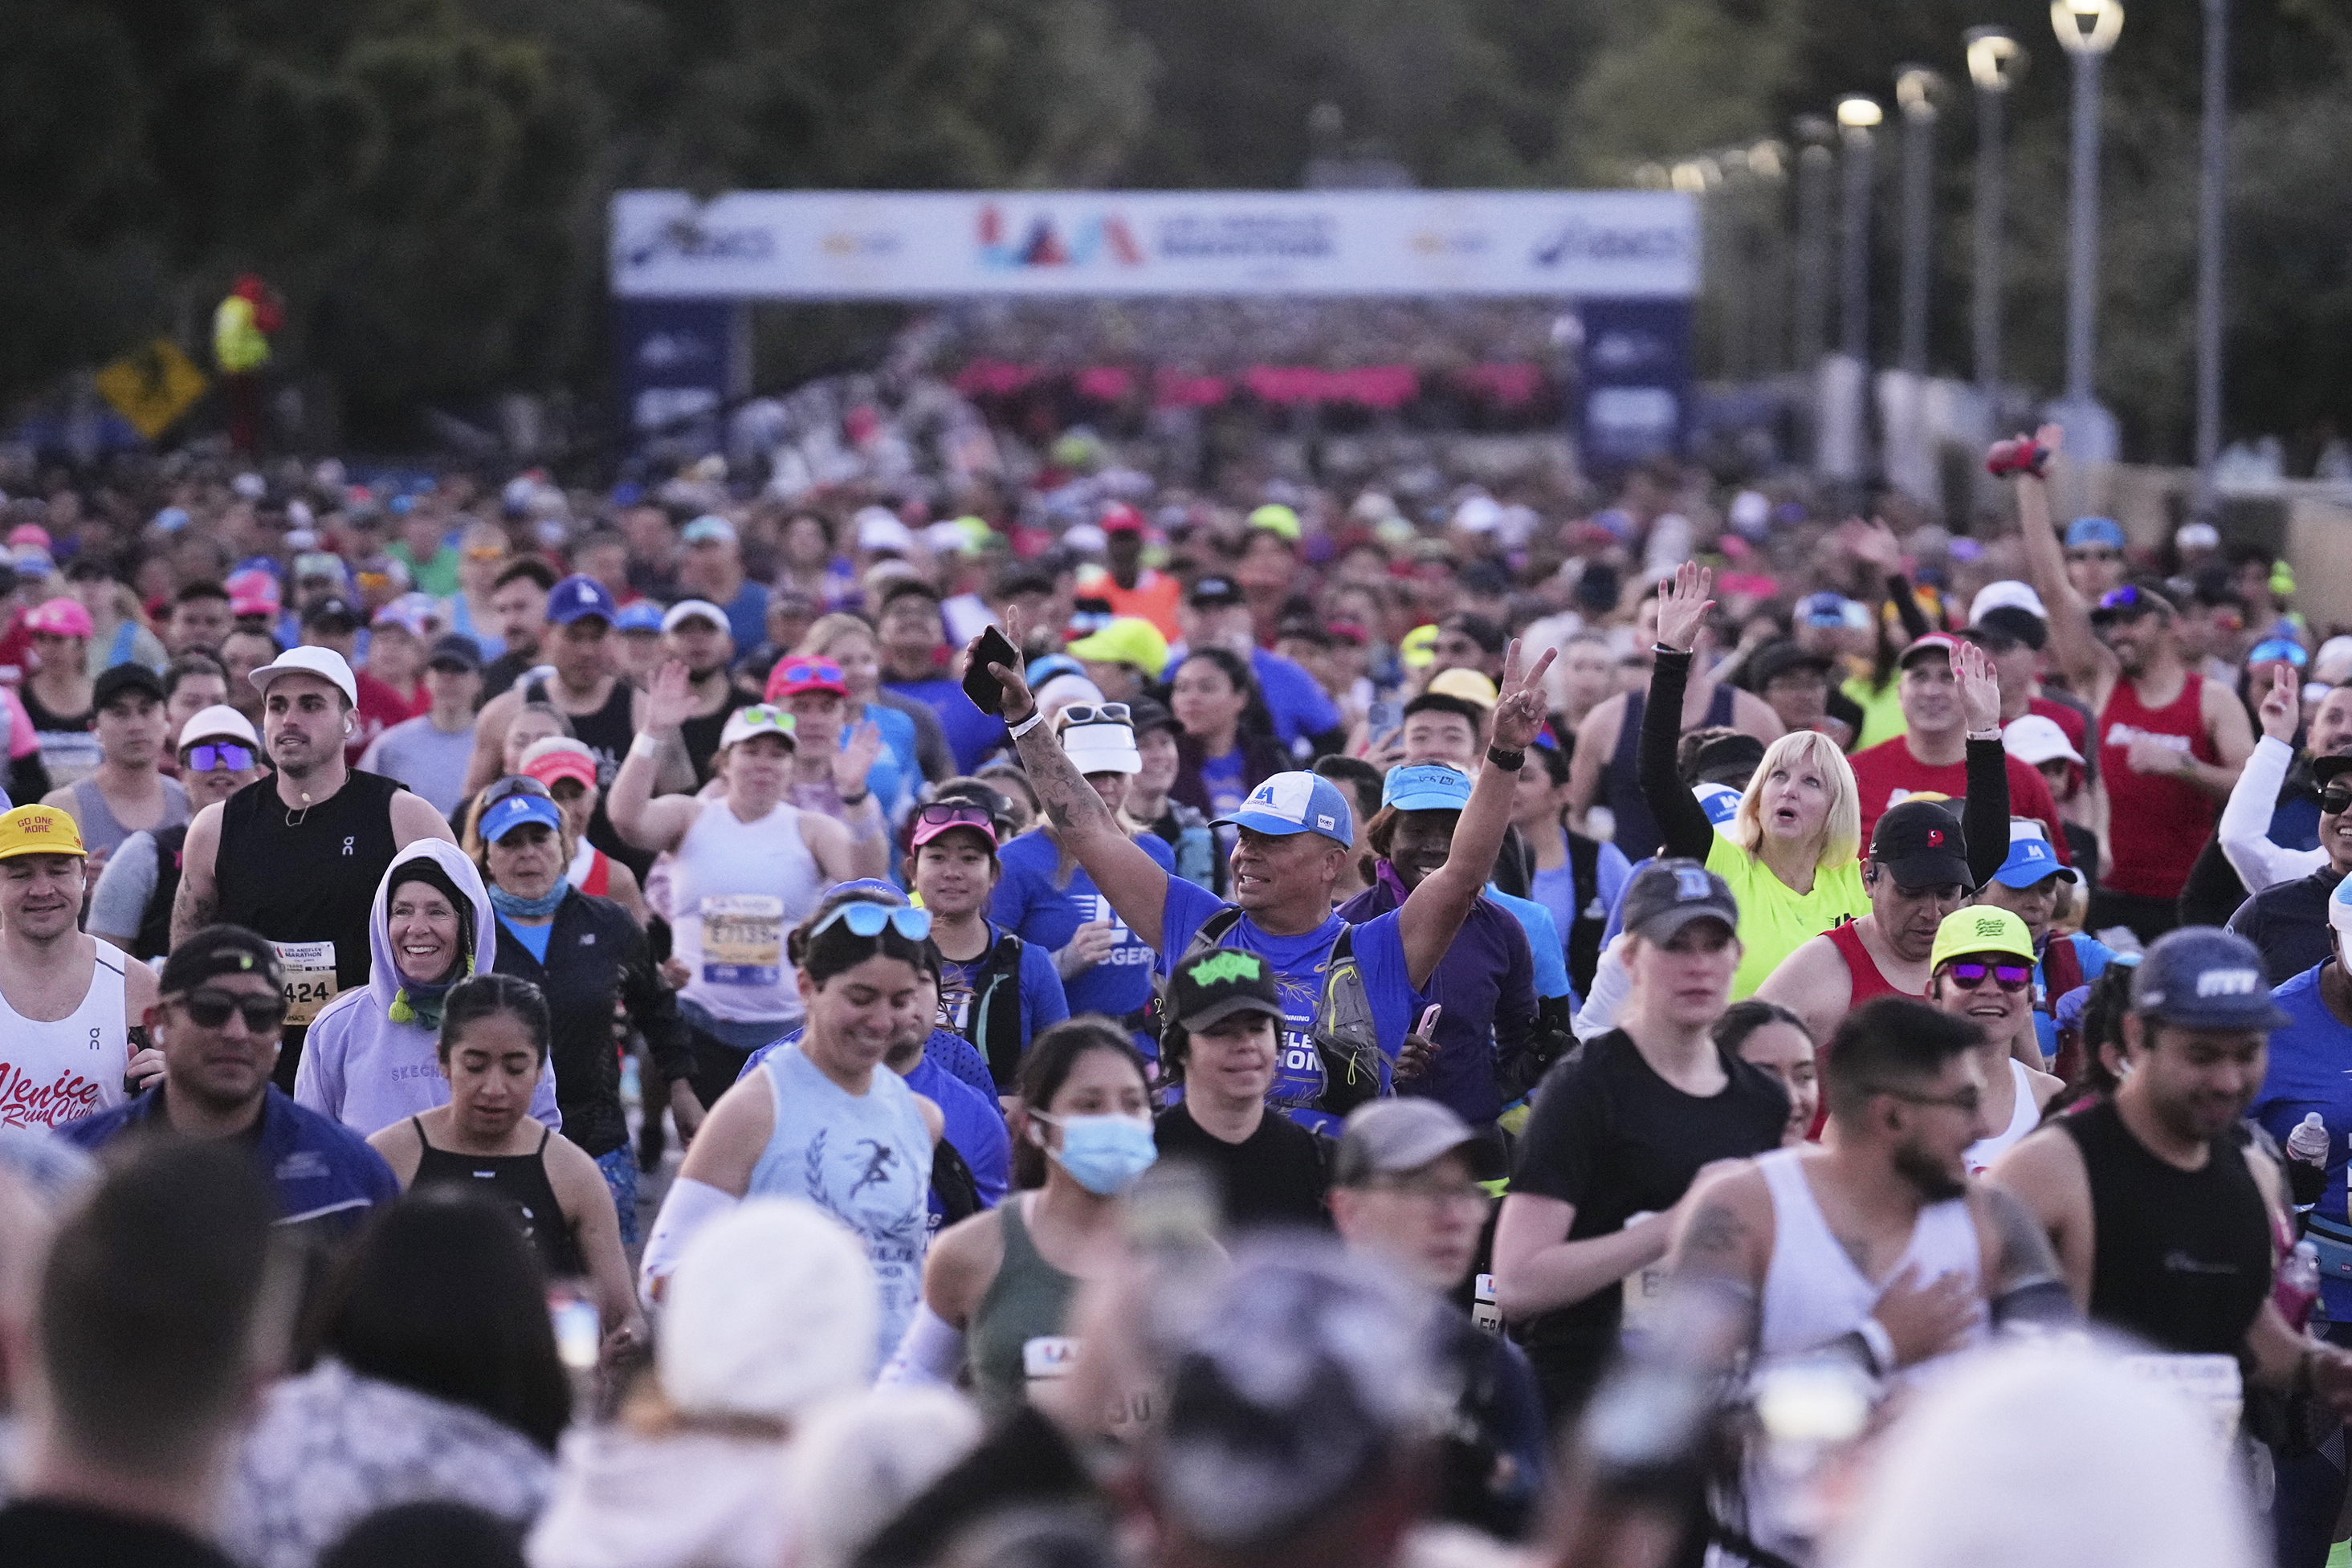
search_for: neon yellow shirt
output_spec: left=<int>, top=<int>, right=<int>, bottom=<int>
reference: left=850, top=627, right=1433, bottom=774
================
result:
left=1842, top=674, right=1907, bottom=752
left=1706, top=836, right=1871, bottom=1000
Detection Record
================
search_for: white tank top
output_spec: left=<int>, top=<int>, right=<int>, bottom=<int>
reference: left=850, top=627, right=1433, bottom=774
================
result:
left=0, top=939, right=132, bottom=1130
left=1964, top=1058, right=2041, bottom=1176
left=670, top=797, right=825, bottom=1025
left=1755, top=1146, right=1986, bottom=1366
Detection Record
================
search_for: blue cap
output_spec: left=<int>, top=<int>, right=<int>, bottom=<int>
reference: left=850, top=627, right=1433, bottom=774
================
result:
left=2248, top=637, right=2309, bottom=668
left=614, top=601, right=664, bottom=633
left=546, top=574, right=618, bottom=625
left=2065, top=516, right=2126, bottom=551
left=1214, top=771, right=1355, bottom=846
left=2129, top=927, right=2290, bottom=1032
left=1693, top=782, right=1743, bottom=828
left=479, top=791, right=564, bottom=845
left=1380, top=762, right=1473, bottom=813
left=1991, top=832, right=2081, bottom=889
left=1797, top=591, right=1854, bottom=628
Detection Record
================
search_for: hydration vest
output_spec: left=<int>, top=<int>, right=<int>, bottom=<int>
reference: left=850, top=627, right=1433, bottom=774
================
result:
left=1163, top=906, right=1384, bottom=1118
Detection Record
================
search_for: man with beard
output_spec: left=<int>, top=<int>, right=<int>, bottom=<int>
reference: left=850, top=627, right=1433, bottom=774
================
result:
left=2007, top=427, right=2253, bottom=941
left=1991, top=928, right=2352, bottom=1394
left=650, top=599, right=760, bottom=786
left=1919, top=908, right=2064, bottom=1173
left=1753, top=802, right=1987, bottom=1102
left=171, top=647, right=457, bottom=1091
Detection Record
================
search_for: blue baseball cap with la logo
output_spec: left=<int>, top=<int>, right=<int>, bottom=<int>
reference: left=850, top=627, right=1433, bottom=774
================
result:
left=1990, top=827, right=2081, bottom=889
left=1214, top=771, right=1355, bottom=846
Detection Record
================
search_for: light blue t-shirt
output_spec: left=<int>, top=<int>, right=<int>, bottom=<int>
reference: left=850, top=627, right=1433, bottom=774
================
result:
left=497, top=916, right=552, bottom=963
left=992, top=829, right=1175, bottom=1029
left=2251, top=964, right=2352, bottom=1318
left=1160, top=876, right=1413, bottom=1135
left=1485, top=886, right=1575, bottom=1008
left=1530, top=828, right=1633, bottom=963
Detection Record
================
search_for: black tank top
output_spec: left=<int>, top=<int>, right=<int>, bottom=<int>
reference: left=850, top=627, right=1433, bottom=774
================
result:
left=2058, top=1096, right=2271, bottom=1355
left=1602, top=685, right=1735, bottom=861
left=134, top=823, right=190, bottom=962
left=680, top=705, right=730, bottom=788
left=410, top=1118, right=587, bottom=1278
left=215, top=770, right=402, bottom=1086
left=526, top=677, right=650, bottom=879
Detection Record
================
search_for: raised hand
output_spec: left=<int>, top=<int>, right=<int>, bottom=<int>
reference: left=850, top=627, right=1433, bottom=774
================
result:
left=967, top=609, right=1036, bottom=724
left=1653, top=560, right=1714, bottom=654
left=836, top=719, right=883, bottom=795
left=1952, top=636, right=2003, bottom=735
left=643, top=660, right=695, bottom=731
left=1490, top=637, right=1558, bottom=753
left=2259, top=662, right=2300, bottom=745
left=1845, top=517, right=1903, bottom=574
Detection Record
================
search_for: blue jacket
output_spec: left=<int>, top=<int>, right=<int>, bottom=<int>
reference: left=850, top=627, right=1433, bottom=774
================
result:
left=59, top=1084, right=399, bottom=1234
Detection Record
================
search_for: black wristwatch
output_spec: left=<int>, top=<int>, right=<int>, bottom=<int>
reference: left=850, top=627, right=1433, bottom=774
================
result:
left=1487, top=745, right=1526, bottom=772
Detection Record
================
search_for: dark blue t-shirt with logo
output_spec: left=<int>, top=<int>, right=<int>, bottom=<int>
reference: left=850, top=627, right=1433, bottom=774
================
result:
left=993, top=829, right=1174, bottom=1041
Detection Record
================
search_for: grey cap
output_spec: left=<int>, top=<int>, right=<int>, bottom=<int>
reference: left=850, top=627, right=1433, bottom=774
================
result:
left=1617, top=857, right=1740, bottom=945
left=1331, top=1099, right=1480, bottom=1188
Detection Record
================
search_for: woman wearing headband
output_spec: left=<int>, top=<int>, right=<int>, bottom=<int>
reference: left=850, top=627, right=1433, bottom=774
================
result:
left=638, top=886, right=946, bottom=1368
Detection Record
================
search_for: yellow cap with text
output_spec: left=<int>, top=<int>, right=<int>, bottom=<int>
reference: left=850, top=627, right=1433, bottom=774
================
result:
left=1929, top=906, right=2034, bottom=972
left=0, top=804, right=86, bottom=860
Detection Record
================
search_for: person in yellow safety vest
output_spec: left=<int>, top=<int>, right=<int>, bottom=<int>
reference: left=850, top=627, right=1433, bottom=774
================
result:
left=214, top=274, right=280, bottom=454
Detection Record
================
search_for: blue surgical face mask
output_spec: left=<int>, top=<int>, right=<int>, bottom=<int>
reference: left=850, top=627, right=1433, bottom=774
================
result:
left=1032, top=1110, right=1158, bottom=1196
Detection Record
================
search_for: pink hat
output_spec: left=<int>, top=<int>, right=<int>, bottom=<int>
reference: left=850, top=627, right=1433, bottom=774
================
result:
left=23, top=597, right=92, bottom=638
left=224, top=568, right=280, bottom=617
left=6, top=525, right=52, bottom=552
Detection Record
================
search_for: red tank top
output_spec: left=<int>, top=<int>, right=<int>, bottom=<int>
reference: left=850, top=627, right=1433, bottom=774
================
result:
left=1808, top=920, right=1915, bottom=1138
left=2098, top=672, right=2220, bottom=899
left=580, top=848, right=612, bottom=898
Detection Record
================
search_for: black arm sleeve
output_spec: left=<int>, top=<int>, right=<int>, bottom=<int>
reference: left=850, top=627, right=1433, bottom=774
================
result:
left=1962, top=737, right=2012, bottom=890
left=1885, top=572, right=1933, bottom=641
left=1637, top=649, right=1717, bottom=862
left=9, top=750, right=50, bottom=806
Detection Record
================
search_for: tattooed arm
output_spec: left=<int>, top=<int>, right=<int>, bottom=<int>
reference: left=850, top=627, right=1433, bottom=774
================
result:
left=969, top=613, right=1172, bottom=953
left=1978, top=1182, right=2082, bottom=1330
left=170, top=802, right=224, bottom=951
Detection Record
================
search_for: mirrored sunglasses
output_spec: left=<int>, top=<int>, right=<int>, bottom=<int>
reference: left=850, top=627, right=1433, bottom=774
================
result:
left=812, top=902, right=934, bottom=943
left=1943, top=959, right=2032, bottom=992
left=774, top=658, right=843, bottom=687
left=183, top=742, right=255, bottom=773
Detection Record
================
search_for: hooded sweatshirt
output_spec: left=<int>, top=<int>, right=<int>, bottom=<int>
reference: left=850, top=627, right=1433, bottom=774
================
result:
left=526, top=1427, right=788, bottom=1568
left=293, top=838, right=559, bottom=1138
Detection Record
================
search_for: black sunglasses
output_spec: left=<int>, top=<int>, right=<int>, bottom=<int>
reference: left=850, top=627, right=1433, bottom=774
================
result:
left=2322, top=788, right=2352, bottom=817
left=180, top=988, right=287, bottom=1032
left=481, top=775, right=553, bottom=808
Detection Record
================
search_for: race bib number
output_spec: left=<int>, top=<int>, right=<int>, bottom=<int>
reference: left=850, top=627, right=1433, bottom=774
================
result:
left=1023, top=1335, right=1080, bottom=1385
left=700, top=894, right=783, bottom=986
left=272, top=940, right=340, bottom=1028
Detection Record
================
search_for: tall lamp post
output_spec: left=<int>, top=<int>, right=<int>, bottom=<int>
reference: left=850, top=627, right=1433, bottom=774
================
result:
left=1836, top=95, right=1883, bottom=366
left=2052, top=0, right=2124, bottom=462
left=1966, top=28, right=2026, bottom=424
left=2192, top=0, right=2228, bottom=515
left=1792, top=116, right=1836, bottom=371
left=1894, top=68, right=1941, bottom=377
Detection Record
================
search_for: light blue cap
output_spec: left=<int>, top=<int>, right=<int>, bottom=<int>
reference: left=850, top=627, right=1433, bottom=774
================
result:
left=1380, top=762, right=1473, bottom=813
left=2065, top=516, right=2126, bottom=550
left=1990, top=833, right=2081, bottom=889
left=480, top=792, right=563, bottom=844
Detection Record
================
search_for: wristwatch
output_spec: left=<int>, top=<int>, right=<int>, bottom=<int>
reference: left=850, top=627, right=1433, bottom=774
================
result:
left=1486, top=744, right=1526, bottom=772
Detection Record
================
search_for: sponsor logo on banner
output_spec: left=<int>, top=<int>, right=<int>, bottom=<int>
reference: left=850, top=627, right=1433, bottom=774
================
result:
left=621, top=217, right=776, bottom=272
left=978, top=205, right=1146, bottom=270
left=1534, top=218, right=1693, bottom=268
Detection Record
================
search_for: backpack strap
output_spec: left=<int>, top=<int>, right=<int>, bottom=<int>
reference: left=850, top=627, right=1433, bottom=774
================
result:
left=1312, top=922, right=1387, bottom=1117
left=969, top=929, right=1029, bottom=1091
left=1565, top=830, right=1605, bottom=997
left=1160, top=906, right=1245, bottom=1071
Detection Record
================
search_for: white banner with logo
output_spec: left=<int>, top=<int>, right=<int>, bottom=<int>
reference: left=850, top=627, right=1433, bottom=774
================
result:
left=611, top=189, right=1698, bottom=300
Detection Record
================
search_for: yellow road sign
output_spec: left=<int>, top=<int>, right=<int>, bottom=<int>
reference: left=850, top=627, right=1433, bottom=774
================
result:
left=95, top=339, right=209, bottom=441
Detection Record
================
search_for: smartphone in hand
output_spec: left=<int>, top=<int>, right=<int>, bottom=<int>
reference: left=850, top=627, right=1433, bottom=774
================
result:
left=962, top=626, right=1021, bottom=716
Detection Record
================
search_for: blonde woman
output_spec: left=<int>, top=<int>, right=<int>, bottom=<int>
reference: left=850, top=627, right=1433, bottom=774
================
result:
left=793, top=612, right=934, bottom=813
left=1641, top=561, right=1873, bottom=998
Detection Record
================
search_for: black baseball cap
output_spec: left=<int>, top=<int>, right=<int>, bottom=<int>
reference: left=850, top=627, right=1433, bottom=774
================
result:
left=1690, top=731, right=1766, bottom=787
left=1617, top=857, right=1739, bottom=945
left=1169, top=948, right=1288, bottom=1033
left=302, top=597, right=361, bottom=633
left=1188, top=576, right=1242, bottom=609
left=160, top=924, right=286, bottom=997
left=1973, top=605, right=2048, bottom=651
left=92, top=662, right=165, bottom=711
left=1748, top=639, right=1832, bottom=690
left=425, top=632, right=483, bottom=673
left=1869, top=799, right=1972, bottom=890
left=1126, top=696, right=1179, bottom=738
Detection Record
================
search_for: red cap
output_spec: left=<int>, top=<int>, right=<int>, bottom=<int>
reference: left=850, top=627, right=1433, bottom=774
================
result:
left=1897, top=633, right=1961, bottom=670
left=1099, top=503, right=1147, bottom=535
left=764, top=655, right=850, bottom=702
left=524, top=748, right=597, bottom=789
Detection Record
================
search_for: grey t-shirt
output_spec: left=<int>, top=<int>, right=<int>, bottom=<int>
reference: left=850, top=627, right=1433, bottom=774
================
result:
left=88, top=829, right=161, bottom=947
left=359, top=715, right=475, bottom=817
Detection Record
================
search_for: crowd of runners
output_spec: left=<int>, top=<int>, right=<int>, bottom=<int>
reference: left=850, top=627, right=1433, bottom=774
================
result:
left=0, top=418, right=2345, bottom=1568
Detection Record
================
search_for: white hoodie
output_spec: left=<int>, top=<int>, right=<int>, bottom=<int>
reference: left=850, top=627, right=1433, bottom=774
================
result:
left=293, top=838, right=558, bottom=1138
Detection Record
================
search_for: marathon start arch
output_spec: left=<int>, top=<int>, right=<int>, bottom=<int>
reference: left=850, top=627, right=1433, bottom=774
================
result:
left=609, top=189, right=1698, bottom=468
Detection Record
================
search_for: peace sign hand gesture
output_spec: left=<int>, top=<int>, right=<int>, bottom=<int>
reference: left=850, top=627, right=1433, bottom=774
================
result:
left=1490, top=637, right=1557, bottom=753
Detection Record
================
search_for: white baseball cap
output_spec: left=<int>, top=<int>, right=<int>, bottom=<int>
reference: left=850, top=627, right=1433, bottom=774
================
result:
left=247, top=646, right=357, bottom=707
left=1059, top=715, right=1142, bottom=776
left=1970, top=580, right=2049, bottom=625
left=2002, top=713, right=2084, bottom=767
left=718, top=704, right=797, bottom=751
left=660, top=598, right=730, bottom=634
left=177, top=704, right=261, bottom=751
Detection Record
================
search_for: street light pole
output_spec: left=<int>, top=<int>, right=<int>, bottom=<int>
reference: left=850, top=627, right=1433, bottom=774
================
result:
left=1836, top=95, right=1882, bottom=366
left=1966, top=29, right=2024, bottom=422
left=2193, top=0, right=2228, bottom=514
left=2053, top=0, right=2123, bottom=417
left=1792, top=117, right=1835, bottom=370
left=1895, top=69, right=1940, bottom=377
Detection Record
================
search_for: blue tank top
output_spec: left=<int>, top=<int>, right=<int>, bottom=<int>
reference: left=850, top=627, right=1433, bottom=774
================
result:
left=748, top=1044, right=934, bottom=1367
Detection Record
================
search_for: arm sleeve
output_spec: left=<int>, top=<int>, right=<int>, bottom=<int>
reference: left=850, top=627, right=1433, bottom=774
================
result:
left=878, top=1304, right=968, bottom=1387
left=1962, top=739, right=2012, bottom=890
left=1884, top=574, right=1932, bottom=641
left=88, top=831, right=159, bottom=939
left=618, top=917, right=697, bottom=1085
left=2219, top=736, right=2311, bottom=894
left=1572, top=943, right=1633, bottom=1041
left=1637, top=650, right=1717, bottom=862
left=638, top=1176, right=740, bottom=1309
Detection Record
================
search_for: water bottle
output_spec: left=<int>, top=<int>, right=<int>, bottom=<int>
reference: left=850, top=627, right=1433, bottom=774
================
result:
left=2289, top=1112, right=2330, bottom=1167
left=2277, top=1240, right=2322, bottom=1334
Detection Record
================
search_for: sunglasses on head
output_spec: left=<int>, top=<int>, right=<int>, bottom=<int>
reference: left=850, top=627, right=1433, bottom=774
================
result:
left=812, top=902, right=934, bottom=943
left=1943, top=959, right=2032, bottom=992
left=775, top=658, right=842, bottom=687
left=183, top=742, right=254, bottom=773
left=180, top=987, right=287, bottom=1032
left=2095, top=585, right=2163, bottom=617
left=1055, top=703, right=1131, bottom=728
left=915, top=804, right=996, bottom=833
left=481, top=775, right=553, bottom=808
